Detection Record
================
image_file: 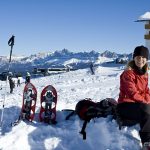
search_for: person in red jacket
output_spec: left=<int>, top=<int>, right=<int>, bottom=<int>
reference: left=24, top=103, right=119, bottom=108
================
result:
left=117, top=45, right=150, bottom=149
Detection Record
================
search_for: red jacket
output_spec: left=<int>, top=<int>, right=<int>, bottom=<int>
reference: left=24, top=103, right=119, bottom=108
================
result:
left=118, top=66, right=150, bottom=104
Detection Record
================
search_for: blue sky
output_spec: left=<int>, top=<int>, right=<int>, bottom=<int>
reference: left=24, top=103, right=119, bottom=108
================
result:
left=0, top=0, right=149, bottom=56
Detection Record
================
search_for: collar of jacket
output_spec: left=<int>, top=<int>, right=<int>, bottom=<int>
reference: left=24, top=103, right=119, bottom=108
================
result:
left=125, top=60, right=149, bottom=75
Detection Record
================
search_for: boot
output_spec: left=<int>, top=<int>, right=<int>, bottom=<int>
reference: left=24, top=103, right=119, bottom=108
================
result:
left=142, top=142, right=150, bottom=150
left=142, top=146, right=150, bottom=150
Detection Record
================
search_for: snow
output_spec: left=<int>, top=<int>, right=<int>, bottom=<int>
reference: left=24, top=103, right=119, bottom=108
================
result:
left=0, top=64, right=143, bottom=150
left=63, top=58, right=86, bottom=65
left=95, top=56, right=114, bottom=65
left=138, top=12, right=150, bottom=20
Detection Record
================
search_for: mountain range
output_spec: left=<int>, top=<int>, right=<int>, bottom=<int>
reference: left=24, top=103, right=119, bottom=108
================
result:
left=0, top=49, right=132, bottom=74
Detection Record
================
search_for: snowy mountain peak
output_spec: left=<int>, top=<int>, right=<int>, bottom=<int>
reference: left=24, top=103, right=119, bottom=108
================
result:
left=0, top=49, right=131, bottom=73
left=100, top=50, right=118, bottom=58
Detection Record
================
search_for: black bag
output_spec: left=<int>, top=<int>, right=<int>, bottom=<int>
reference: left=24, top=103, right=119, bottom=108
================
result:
left=76, top=98, right=117, bottom=120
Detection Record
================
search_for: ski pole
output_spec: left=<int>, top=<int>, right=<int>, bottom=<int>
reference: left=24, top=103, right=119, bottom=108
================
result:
left=0, top=93, right=6, bottom=128
left=8, top=35, right=15, bottom=64
left=0, top=35, right=15, bottom=129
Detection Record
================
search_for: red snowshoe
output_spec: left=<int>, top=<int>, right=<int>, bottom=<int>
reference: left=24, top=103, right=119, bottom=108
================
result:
left=21, top=82, right=37, bottom=121
left=39, top=85, right=57, bottom=124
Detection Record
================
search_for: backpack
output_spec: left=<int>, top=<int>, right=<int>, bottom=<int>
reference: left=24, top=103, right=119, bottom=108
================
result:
left=75, top=98, right=117, bottom=121
left=65, top=98, right=117, bottom=139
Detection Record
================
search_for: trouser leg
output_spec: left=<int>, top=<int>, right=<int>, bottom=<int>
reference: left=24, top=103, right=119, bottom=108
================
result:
left=139, top=104, right=150, bottom=144
left=117, top=102, right=141, bottom=121
left=10, top=88, right=13, bottom=93
left=117, top=102, right=150, bottom=144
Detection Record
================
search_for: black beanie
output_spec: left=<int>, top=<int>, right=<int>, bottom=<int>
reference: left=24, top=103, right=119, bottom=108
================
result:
left=133, top=45, right=149, bottom=60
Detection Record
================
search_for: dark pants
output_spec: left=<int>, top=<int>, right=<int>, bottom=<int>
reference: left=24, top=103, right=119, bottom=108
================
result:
left=10, top=88, right=13, bottom=93
left=117, top=102, right=150, bottom=144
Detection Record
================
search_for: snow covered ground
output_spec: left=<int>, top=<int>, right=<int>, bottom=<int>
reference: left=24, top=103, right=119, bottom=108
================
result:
left=0, top=65, right=143, bottom=150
